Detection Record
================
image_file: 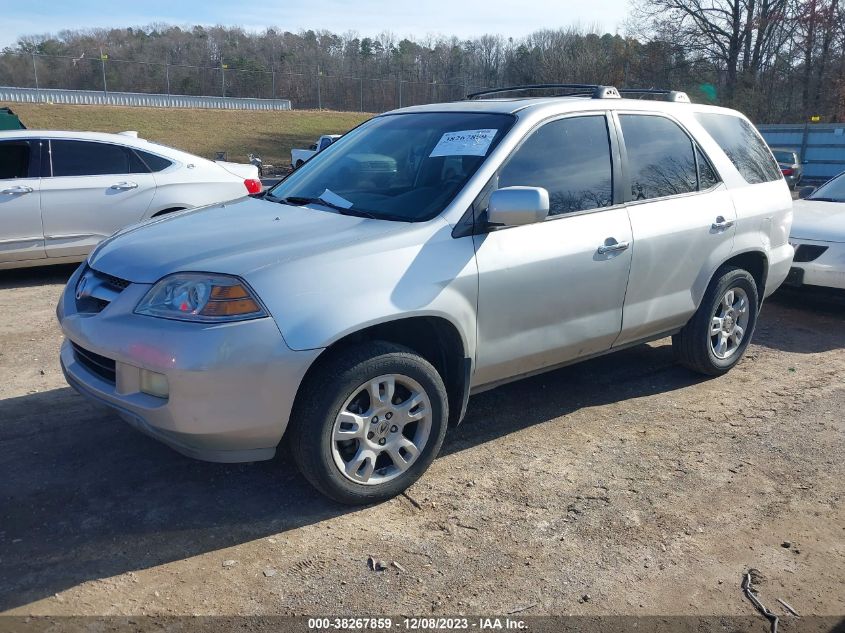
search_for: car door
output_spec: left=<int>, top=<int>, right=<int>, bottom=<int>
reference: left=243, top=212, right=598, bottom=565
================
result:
left=40, top=139, right=157, bottom=259
left=472, top=113, right=633, bottom=387
left=0, top=138, right=45, bottom=263
left=613, top=112, right=736, bottom=346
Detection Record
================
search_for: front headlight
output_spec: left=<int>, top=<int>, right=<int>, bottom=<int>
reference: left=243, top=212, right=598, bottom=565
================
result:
left=135, top=273, right=268, bottom=322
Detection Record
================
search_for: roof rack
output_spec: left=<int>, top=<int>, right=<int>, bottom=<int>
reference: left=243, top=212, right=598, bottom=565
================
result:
left=615, top=88, right=691, bottom=103
left=466, top=84, right=621, bottom=100
left=465, top=84, right=691, bottom=103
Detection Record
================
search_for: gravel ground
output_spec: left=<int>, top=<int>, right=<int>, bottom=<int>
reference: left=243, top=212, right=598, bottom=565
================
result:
left=0, top=265, right=843, bottom=619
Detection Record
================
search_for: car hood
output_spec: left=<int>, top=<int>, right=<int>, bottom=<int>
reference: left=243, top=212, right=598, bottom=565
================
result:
left=88, top=196, right=412, bottom=284
left=791, top=199, right=845, bottom=243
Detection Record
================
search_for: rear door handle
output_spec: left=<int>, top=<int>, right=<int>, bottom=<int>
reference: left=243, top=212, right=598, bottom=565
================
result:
left=1, top=185, right=34, bottom=195
left=712, top=216, right=735, bottom=230
left=597, top=239, right=630, bottom=255
left=110, top=181, right=138, bottom=190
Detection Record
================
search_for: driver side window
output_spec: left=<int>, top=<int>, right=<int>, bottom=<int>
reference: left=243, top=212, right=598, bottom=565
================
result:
left=498, top=115, right=614, bottom=216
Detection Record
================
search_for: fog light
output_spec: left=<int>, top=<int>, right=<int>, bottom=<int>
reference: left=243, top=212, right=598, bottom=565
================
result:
left=140, top=369, right=169, bottom=398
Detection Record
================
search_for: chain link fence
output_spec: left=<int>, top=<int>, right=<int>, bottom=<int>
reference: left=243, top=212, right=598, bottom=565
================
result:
left=0, top=52, right=482, bottom=112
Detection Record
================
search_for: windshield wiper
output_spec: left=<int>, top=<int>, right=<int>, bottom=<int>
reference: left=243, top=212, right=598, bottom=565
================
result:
left=807, top=197, right=842, bottom=203
left=273, top=196, right=410, bottom=221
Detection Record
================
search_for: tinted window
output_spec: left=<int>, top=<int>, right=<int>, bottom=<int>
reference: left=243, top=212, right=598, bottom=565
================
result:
left=621, top=115, right=697, bottom=200
left=695, top=113, right=781, bottom=184
left=773, top=150, right=796, bottom=164
left=498, top=115, right=613, bottom=215
left=697, top=147, right=720, bottom=190
left=136, top=150, right=172, bottom=172
left=51, top=140, right=141, bottom=177
left=0, top=141, right=30, bottom=179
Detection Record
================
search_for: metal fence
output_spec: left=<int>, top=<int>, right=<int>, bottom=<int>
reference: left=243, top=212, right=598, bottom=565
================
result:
left=758, top=123, right=845, bottom=182
left=0, top=52, right=480, bottom=112
left=0, top=86, right=291, bottom=110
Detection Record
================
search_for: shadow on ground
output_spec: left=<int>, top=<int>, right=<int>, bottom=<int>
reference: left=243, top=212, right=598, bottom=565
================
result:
left=0, top=296, right=841, bottom=611
left=0, top=339, right=702, bottom=611
left=754, top=287, right=845, bottom=353
left=0, top=264, right=78, bottom=290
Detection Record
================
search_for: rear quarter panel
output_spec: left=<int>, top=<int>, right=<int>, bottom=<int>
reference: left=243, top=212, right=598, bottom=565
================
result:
left=146, top=163, right=248, bottom=215
left=680, top=109, right=794, bottom=301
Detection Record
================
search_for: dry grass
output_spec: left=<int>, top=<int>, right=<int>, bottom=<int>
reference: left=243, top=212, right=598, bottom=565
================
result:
left=3, top=103, right=371, bottom=168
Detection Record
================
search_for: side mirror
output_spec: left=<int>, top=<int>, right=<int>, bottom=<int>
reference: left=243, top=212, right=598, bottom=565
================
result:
left=487, top=186, right=550, bottom=227
left=798, top=185, right=816, bottom=199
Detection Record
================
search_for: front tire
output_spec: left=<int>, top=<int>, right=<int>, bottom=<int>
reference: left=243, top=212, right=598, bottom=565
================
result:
left=673, top=266, right=759, bottom=376
left=288, top=341, right=449, bottom=505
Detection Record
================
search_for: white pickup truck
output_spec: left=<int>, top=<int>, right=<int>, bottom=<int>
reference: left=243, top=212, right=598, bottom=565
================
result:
left=290, top=134, right=341, bottom=168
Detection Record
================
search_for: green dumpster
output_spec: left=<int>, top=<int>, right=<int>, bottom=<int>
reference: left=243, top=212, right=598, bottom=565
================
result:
left=0, top=107, right=25, bottom=130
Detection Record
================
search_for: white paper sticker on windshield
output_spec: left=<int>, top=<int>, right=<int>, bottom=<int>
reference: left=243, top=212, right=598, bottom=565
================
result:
left=319, top=188, right=353, bottom=209
left=429, top=129, right=498, bottom=157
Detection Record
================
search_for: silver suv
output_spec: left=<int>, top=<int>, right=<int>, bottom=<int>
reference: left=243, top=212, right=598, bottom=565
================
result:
left=57, top=85, right=794, bottom=504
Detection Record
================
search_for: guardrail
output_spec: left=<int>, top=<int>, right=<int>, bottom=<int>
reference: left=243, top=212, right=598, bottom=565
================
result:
left=0, top=86, right=291, bottom=111
left=758, top=123, right=845, bottom=182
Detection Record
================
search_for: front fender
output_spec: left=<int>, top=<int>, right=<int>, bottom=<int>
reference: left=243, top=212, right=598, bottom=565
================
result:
left=245, top=218, right=479, bottom=360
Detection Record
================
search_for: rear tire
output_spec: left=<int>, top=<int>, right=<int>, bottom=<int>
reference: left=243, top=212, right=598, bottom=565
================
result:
left=288, top=341, right=448, bottom=505
left=673, top=266, right=759, bottom=376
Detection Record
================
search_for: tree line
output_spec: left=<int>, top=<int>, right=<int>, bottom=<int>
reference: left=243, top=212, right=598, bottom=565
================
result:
left=0, top=0, right=842, bottom=122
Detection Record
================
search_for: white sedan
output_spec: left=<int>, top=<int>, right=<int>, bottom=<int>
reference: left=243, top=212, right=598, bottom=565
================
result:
left=789, top=173, right=845, bottom=290
left=0, top=130, right=260, bottom=270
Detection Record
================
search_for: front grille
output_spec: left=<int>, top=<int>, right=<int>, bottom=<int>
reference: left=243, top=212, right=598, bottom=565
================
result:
left=75, top=266, right=132, bottom=314
left=72, top=342, right=116, bottom=383
left=101, top=272, right=131, bottom=291
left=794, top=244, right=828, bottom=263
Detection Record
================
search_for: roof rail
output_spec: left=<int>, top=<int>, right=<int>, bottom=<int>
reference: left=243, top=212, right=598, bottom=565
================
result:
left=466, top=84, right=621, bottom=100
left=465, top=84, right=692, bottom=103
left=617, top=88, right=691, bottom=103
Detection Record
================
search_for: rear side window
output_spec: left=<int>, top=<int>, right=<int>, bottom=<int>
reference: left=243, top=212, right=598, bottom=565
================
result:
left=0, top=140, right=31, bottom=179
left=696, top=147, right=720, bottom=190
left=498, top=115, right=614, bottom=215
left=50, top=140, right=148, bottom=177
left=620, top=114, right=697, bottom=200
left=135, top=149, right=173, bottom=172
left=694, top=113, right=781, bottom=184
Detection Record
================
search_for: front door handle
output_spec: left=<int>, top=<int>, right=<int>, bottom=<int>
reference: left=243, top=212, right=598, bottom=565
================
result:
left=712, top=216, right=735, bottom=230
left=1, top=185, right=34, bottom=195
left=110, top=181, right=139, bottom=190
left=598, top=239, right=630, bottom=255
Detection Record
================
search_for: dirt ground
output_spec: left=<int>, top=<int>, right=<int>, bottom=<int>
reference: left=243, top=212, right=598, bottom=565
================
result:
left=0, top=264, right=843, bottom=621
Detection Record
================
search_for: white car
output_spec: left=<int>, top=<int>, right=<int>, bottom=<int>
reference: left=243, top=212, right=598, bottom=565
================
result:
left=788, top=173, right=845, bottom=290
left=291, top=134, right=341, bottom=168
left=0, top=130, right=260, bottom=270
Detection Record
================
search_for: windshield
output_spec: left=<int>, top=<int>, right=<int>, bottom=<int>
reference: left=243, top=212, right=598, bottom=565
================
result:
left=267, top=112, right=515, bottom=221
left=809, top=172, right=845, bottom=202
left=773, top=150, right=795, bottom=163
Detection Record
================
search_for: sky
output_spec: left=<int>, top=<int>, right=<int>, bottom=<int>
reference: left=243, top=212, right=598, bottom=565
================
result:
left=1, top=0, right=631, bottom=48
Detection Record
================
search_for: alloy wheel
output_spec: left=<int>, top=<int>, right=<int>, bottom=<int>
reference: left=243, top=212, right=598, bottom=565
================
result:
left=330, top=374, right=432, bottom=485
left=710, top=287, right=750, bottom=359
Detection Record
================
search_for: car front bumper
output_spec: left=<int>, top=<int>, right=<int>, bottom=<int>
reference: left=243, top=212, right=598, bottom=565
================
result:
left=57, top=264, right=322, bottom=462
left=786, top=238, right=845, bottom=290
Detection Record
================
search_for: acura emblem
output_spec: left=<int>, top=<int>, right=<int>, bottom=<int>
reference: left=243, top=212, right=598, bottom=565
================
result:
left=76, top=276, right=89, bottom=300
